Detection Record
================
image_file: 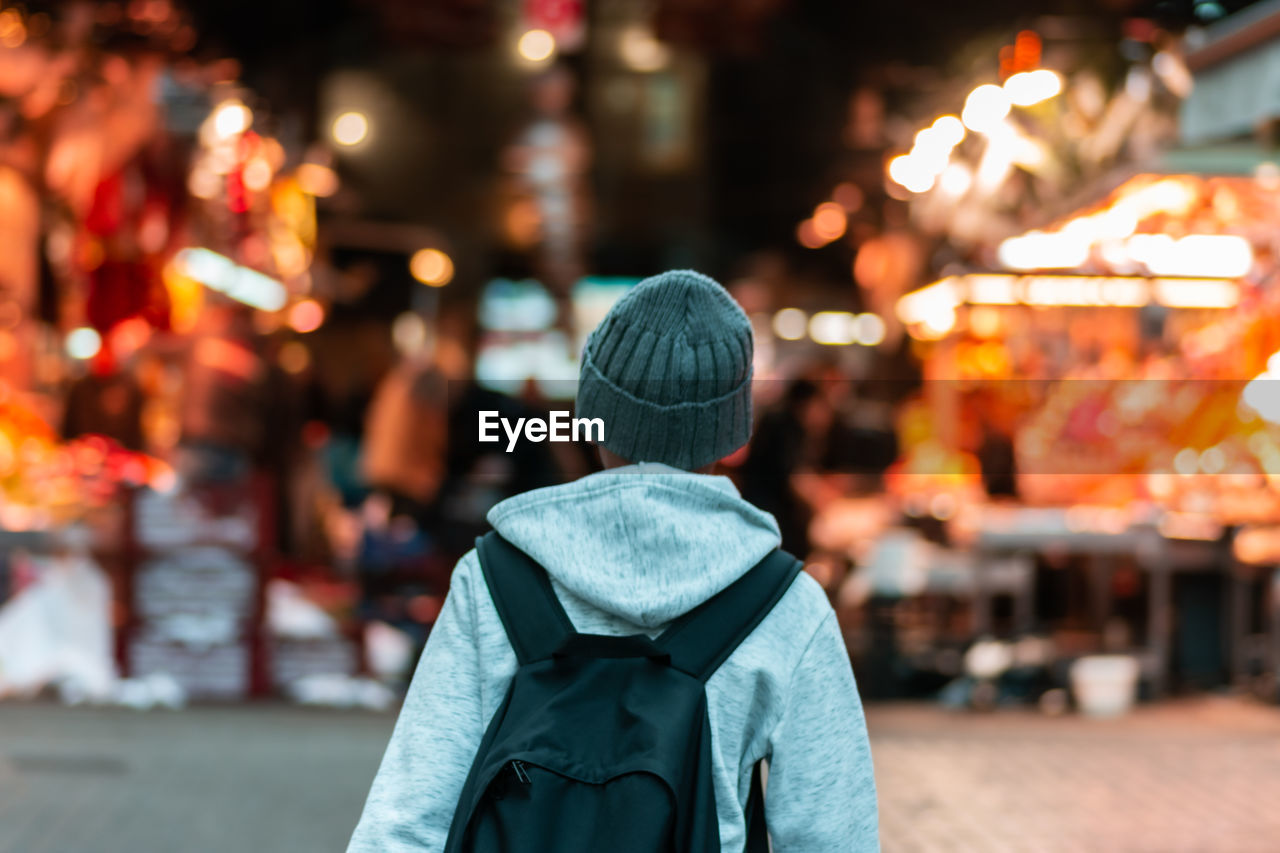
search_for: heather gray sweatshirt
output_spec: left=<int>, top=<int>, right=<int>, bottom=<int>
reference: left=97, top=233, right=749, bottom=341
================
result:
left=348, top=464, right=879, bottom=852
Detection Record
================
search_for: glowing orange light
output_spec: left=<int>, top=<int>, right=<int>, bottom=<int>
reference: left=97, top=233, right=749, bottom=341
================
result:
left=1013, top=30, right=1042, bottom=71
left=149, top=460, right=177, bottom=493
left=409, top=248, right=454, bottom=286
left=162, top=262, right=204, bottom=334
left=832, top=182, right=864, bottom=212
left=242, top=157, right=272, bottom=192
left=0, top=10, right=27, bottom=48
left=812, top=202, right=847, bottom=241
left=120, top=457, right=148, bottom=486
left=504, top=199, right=542, bottom=248
left=195, top=338, right=261, bottom=381
left=109, top=318, right=152, bottom=356
left=296, top=163, right=339, bottom=197
left=278, top=340, right=311, bottom=373
left=288, top=299, right=325, bottom=333
left=796, top=219, right=826, bottom=249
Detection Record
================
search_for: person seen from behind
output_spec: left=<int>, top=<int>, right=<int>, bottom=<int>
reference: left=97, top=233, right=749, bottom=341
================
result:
left=348, top=270, right=879, bottom=852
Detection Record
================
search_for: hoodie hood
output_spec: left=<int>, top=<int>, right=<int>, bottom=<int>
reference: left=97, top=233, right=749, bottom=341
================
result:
left=486, top=464, right=781, bottom=628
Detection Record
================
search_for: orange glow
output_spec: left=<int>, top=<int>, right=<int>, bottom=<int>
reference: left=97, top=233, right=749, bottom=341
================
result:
left=288, top=299, right=325, bottom=334
left=832, top=182, right=864, bottom=212
left=0, top=10, right=27, bottom=48
left=242, top=157, right=273, bottom=192
left=78, top=237, right=105, bottom=271
left=195, top=338, right=261, bottom=381
left=109, top=318, right=152, bottom=357
left=899, top=273, right=1240, bottom=319
left=812, top=202, right=847, bottom=241
left=1013, top=30, right=1041, bottom=71
left=410, top=248, right=454, bottom=286
left=296, top=163, right=339, bottom=197
left=149, top=459, right=177, bottom=493
left=253, top=310, right=284, bottom=335
left=188, top=166, right=220, bottom=200
left=162, top=262, right=204, bottom=334
left=278, top=341, right=311, bottom=374
left=504, top=199, right=542, bottom=248
left=968, top=306, right=1003, bottom=338
left=73, top=439, right=106, bottom=473
left=796, top=219, right=826, bottom=249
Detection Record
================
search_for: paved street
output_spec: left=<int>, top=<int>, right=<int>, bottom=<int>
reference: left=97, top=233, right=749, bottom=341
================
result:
left=868, top=698, right=1280, bottom=853
left=2, top=697, right=1280, bottom=852
left=0, top=704, right=389, bottom=853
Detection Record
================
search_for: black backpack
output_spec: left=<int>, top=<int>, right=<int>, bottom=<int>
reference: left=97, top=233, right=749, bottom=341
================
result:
left=443, top=532, right=804, bottom=853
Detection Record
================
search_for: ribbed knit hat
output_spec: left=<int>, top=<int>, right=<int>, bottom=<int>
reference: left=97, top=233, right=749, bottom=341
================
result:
left=576, top=269, right=754, bottom=471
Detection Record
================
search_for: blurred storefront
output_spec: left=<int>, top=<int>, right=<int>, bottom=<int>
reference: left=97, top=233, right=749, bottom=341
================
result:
left=5, top=0, right=1280, bottom=720
left=0, top=4, right=360, bottom=704
left=821, top=11, right=1280, bottom=706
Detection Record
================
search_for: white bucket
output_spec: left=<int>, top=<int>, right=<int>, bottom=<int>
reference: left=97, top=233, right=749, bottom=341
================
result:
left=1069, top=655, right=1140, bottom=718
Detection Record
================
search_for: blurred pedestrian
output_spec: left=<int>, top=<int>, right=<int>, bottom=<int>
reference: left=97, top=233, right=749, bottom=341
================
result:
left=740, top=378, right=830, bottom=556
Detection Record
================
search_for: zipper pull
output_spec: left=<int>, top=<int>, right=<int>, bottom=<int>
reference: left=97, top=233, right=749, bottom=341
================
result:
left=511, top=760, right=531, bottom=784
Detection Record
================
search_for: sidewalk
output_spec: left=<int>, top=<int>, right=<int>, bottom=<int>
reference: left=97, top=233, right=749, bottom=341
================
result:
left=868, top=697, right=1280, bottom=852
left=0, top=703, right=389, bottom=853
left=2, top=697, right=1279, bottom=852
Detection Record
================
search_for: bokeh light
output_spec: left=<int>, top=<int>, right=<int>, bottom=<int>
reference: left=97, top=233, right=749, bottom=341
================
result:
left=296, top=163, right=339, bottom=197
left=517, top=29, right=556, bottom=63
left=242, top=157, right=272, bottom=192
left=66, top=327, right=102, bottom=360
left=288, top=300, right=325, bottom=334
left=392, top=312, right=430, bottom=356
left=332, top=111, right=369, bottom=147
left=961, top=84, right=1012, bottom=133
left=1004, top=69, right=1063, bottom=107
left=213, top=100, right=251, bottom=138
left=796, top=219, right=826, bottom=249
left=278, top=341, right=312, bottom=374
left=930, top=114, right=966, bottom=147
left=619, top=27, right=670, bottom=72
left=812, top=202, right=847, bottom=241
left=409, top=248, right=454, bottom=286
left=772, top=308, right=808, bottom=341
left=853, top=313, right=886, bottom=346
left=808, top=311, right=857, bottom=345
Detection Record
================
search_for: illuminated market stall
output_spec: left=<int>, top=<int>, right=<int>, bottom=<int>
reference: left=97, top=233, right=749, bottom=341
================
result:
left=0, top=4, right=358, bottom=703
left=791, top=17, right=1280, bottom=705
left=887, top=170, right=1280, bottom=698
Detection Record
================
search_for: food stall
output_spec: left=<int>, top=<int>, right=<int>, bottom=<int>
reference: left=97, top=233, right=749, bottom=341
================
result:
left=881, top=171, right=1280, bottom=699
left=0, top=3, right=359, bottom=704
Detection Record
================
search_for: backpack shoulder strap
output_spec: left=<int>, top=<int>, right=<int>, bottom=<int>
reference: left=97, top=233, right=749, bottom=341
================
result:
left=657, top=548, right=803, bottom=682
left=475, top=531, right=575, bottom=665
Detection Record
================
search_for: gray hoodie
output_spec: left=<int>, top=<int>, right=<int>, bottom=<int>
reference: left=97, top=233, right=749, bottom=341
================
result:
left=348, top=464, right=879, bottom=852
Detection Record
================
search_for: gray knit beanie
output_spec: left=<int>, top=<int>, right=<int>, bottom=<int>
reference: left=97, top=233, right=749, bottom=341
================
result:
left=576, top=269, right=754, bottom=471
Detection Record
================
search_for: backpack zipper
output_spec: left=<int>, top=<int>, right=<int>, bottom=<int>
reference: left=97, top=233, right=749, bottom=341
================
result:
left=510, top=760, right=531, bottom=784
